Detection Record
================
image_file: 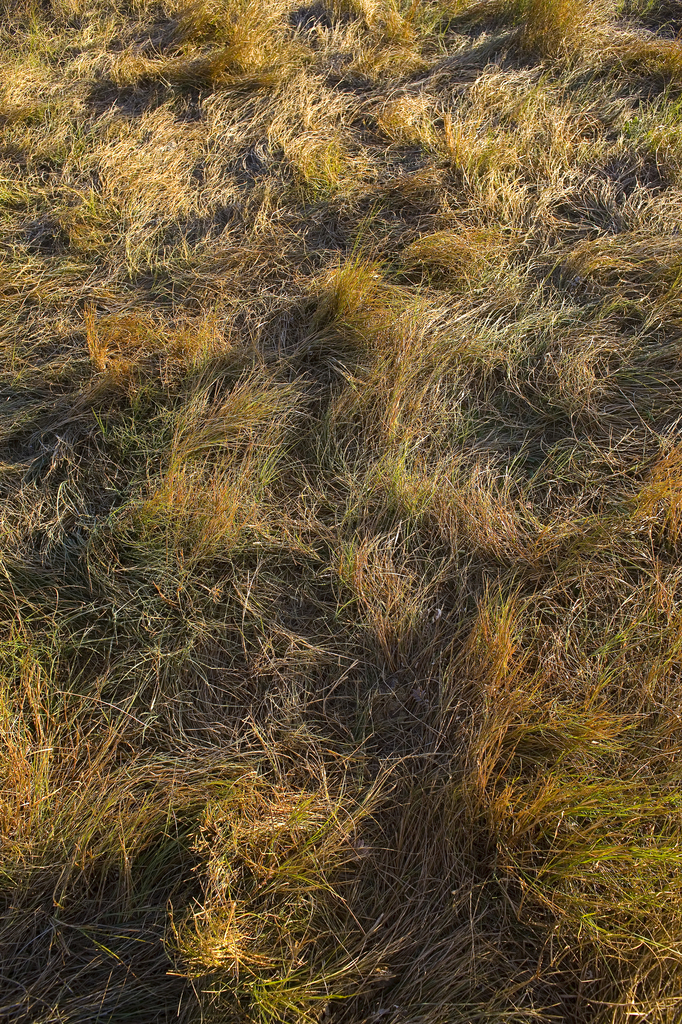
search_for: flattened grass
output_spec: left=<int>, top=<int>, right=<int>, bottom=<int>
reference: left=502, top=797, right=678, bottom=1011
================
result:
left=2, top=0, right=682, bottom=1022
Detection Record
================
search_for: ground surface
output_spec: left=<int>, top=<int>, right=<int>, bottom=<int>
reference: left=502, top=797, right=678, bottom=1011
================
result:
left=2, top=1, right=682, bottom=1021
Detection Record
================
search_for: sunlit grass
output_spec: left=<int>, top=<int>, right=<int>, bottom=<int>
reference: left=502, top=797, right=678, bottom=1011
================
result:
left=2, top=0, right=682, bottom=1021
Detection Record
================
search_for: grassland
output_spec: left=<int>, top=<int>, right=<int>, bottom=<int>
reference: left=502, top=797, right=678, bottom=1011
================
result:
left=2, top=0, right=682, bottom=1020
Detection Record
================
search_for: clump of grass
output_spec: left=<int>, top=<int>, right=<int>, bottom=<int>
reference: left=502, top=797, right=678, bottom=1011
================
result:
left=327, top=0, right=419, bottom=44
left=402, top=226, right=508, bottom=287
left=173, top=0, right=275, bottom=47
left=321, top=0, right=428, bottom=78
left=335, top=533, right=429, bottom=663
left=623, top=94, right=682, bottom=184
left=171, top=775, right=378, bottom=1023
left=126, top=372, right=298, bottom=561
left=113, top=0, right=307, bottom=89
left=0, top=633, right=217, bottom=1021
left=376, top=94, right=438, bottom=149
left=614, top=31, right=682, bottom=86
left=132, top=459, right=262, bottom=562
left=284, top=133, right=348, bottom=197
left=517, top=0, right=600, bottom=58
left=84, top=308, right=226, bottom=394
left=634, top=442, right=682, bottom=546
left=310, top=259, right=414, bottom=353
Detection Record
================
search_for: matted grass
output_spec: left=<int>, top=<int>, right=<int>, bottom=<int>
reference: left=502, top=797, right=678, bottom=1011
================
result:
left=2, top=0, right=682, bottom=1021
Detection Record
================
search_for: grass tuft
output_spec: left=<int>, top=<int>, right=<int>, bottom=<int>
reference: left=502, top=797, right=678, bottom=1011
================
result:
left=517, top=0, right=599, bottom=57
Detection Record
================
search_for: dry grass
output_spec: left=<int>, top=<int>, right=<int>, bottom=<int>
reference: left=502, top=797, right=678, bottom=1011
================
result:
left=3, top=0, right=682, bottom=1022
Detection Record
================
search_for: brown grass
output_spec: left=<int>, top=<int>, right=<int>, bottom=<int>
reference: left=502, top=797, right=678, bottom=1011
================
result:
left=3, top=0, right=682, bottom=1021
